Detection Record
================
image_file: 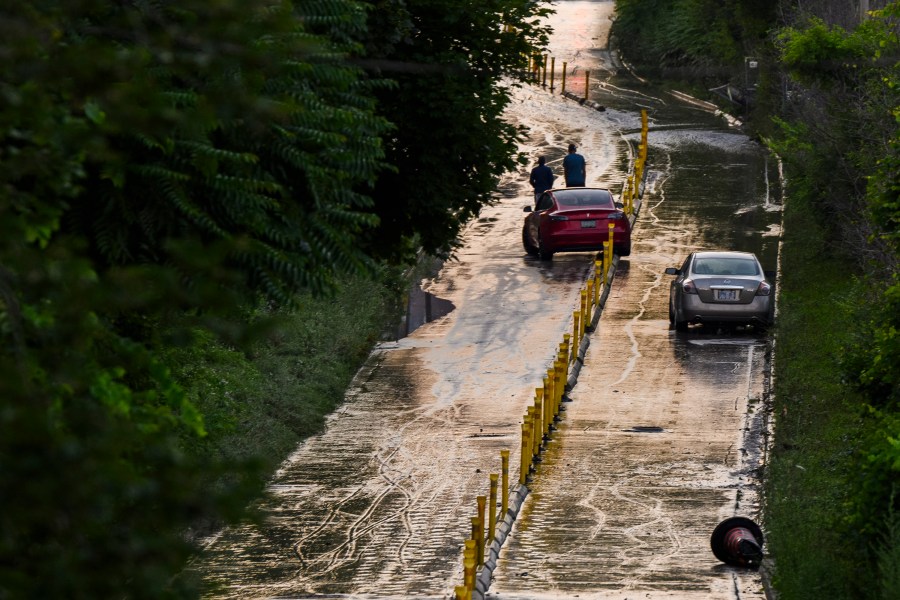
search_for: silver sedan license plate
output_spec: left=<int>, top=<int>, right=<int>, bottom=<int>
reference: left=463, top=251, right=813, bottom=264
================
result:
left=716, top=289, right=739, bottom=301
left=581, top=220, right=596, bottom=228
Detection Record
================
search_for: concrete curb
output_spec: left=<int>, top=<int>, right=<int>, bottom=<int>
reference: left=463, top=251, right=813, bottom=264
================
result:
left=475, top=485, right=530, bottom=596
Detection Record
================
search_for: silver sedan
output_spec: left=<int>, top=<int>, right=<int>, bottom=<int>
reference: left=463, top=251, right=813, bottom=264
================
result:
left=665, top=251, right=774, bottom=331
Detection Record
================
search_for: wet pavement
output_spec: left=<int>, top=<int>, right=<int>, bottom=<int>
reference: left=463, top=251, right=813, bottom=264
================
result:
left=192, top=1, right=782, bottom=598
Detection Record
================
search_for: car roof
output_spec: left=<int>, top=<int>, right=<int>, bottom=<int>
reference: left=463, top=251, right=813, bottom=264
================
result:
left=692, top=251, right=758, bottom=260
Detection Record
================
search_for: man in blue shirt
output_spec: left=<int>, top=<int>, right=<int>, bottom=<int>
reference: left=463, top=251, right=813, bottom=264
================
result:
left=562, top=143, right=586, bottom=187
left=529, top=156, right=555, bottom=203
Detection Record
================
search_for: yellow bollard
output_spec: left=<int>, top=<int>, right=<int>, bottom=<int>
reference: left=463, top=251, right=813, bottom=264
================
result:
left=558, top=349, right=569, bottom=386
left=602, top=240, right=611, bottom=284
left=488, top=474, right=498, bottom=544
left=520, top=420, right=531, bottom=484
left=584, top=70, right=590, bottom=101
left=594, top=260, right=603, bottom=306
left=542, top=376, right=552, bottom=435
left=623, top=180, right=632, bottom=215
left=532, top=396, right=543, bottom=454
left=608, top=221, right=615, bottom=257
left=581, top=289, right=589, bottom=333
left=545, top=370, right=556, bottom=421
left=471, top=515, right=482, bottom=573
left=542, top=53, right=548, bottom=87
left=526, top=407, right=537, bottom=463
left=476, top=496, right=486, bottom=565
left=550, top=57, right=556, bottom=90
left=642, top=109, right=648, bottom=144
left=561, top=61, right=567, bottom=94
left=555, top=359, right=566, bottom=407
left=586, top=280, right=594, bottom=317
left=455, top=585, right=469, bottom=600
left=464, top=540, right=476, bottom=592
left=500, top=450, right=510, bottom=518
left=572, top=311, right=580, bottom=356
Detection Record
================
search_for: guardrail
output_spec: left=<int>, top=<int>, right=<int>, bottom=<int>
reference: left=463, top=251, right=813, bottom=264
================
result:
left=453, top=103, right=650, bottom=599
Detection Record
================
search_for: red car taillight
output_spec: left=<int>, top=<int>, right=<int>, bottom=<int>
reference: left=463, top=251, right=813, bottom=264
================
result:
left=755, top=281, right=772, bottom=296
left=550, top=214, right=569, bottom=222
left=682, top=279, right=697, bottom=294
left=608, top=211, right=625, bottom=220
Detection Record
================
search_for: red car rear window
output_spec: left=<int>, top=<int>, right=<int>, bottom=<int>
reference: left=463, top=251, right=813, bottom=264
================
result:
left=554, top=189, right=614, bottom=208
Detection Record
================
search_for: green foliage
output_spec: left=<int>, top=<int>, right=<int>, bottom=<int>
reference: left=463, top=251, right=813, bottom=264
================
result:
left=765, top=190, right=874, bottom=599
left=849, top=406, right=900, bottom=537
left=877, top=497, right=900, bottom=600
left=1, top=0, right=555, bottom=595
left=159, top=270, right=403, bottom=518
left=0, top=0, right=392, bottom=597
left=613, top=0, right=778, bottom=70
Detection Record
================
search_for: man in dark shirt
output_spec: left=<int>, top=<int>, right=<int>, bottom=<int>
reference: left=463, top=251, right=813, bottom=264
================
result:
left=529, top=156, right=555, bottom=203
left=562, top=143, right=586, bottom=187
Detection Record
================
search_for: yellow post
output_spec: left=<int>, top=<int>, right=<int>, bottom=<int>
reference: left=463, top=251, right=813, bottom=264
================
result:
left=545, top=370, right=556, bottom=420
left=586, top=281, right=594, bottom=319
left=455, top=585, right=469, bottom=600
left=542, top=376, right=552, bottom=435
left=558, top=349, right=569, bottom=384
left=581, top=290, right=591, bottom=337
left=608, top=221, right=615, bottom=258
left=500, top=450, right=510, bottom=518
left=554, top=360, right=565, bottom=410
left=594, top=260, right=602, bottom=306
left=464, top=540, right=476, bottom=593
left=641, top=109, right=648, bottom=146
left=561, top=61, right=567, bottom=94
left=534, top=388, right=544, bottom=440
left=526, top=406, right=537, bottom=463
left=542, top=54, right=548, bottom=87
left=602, top=240, right=611, bottom=283
left=476, top=496, right=486, bottom=565
left=488, top=473, right=498, bottom=543
left=472, top=515, right=484, bottom=568
left=623, top=179, right=632, bottom=215
left=627, top=175, right=635, bottom=209
left=572, top=311, right=580, bottom=356
left=520, top=421, right=531, bottom=484
left=584, top=70, right=590, bottom=100
left=549, top=57, right=556, bottom=90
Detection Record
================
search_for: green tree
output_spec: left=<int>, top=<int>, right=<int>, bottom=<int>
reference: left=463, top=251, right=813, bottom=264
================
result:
left=613, top=0, right=778, bottom=71
left=355, top=0, right=553, bottom=262
left=0, top=0, right=390, bottom=597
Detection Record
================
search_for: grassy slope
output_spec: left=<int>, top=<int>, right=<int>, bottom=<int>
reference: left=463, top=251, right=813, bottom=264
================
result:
left=161, top=270, right=405, bottom=536
left=765, top=189, right=877, bottom=598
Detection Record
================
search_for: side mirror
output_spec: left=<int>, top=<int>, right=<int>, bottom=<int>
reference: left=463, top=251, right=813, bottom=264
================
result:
left=523, top=206, right=533, bottom=213
left=615, top=202, right=624, bottom=209
left=664, top=267, right=679, bottom=275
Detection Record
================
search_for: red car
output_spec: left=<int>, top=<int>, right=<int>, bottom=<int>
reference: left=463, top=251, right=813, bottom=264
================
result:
left=522, top=187, right=632, bottom=260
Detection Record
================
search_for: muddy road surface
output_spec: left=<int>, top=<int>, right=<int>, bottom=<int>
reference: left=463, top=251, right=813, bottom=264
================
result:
left=192, top=1, right=781, bottom=598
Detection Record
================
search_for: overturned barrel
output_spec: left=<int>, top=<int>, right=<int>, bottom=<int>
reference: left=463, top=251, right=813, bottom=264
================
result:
left=710, top=516, right=764, bottom=567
